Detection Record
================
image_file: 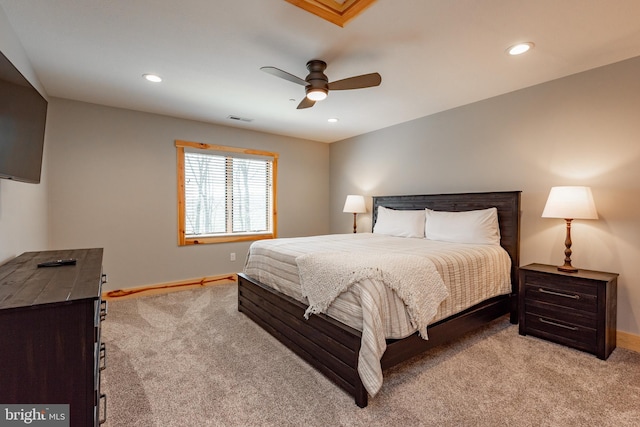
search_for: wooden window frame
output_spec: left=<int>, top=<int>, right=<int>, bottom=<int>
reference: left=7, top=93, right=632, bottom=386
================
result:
left=176, top=140, right=278, bottom=245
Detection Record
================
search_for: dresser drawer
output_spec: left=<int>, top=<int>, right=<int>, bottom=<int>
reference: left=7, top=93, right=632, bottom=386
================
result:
left=523, top=281, right=597, bottom=312
left=524, top=312, right=597, bottom=353
left=524, top=299, right=597, bottom=329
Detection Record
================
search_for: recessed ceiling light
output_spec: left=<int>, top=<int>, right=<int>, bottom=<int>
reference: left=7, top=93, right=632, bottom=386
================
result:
left=506, top=42, right=534, bottom=56
left=143, top=73, right=162, bottom=83
left=328, top=118, right=339, bottom=123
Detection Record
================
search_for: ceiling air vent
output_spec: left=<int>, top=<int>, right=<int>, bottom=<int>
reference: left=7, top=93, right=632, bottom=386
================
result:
left=227, top=115, right=253, bottom=122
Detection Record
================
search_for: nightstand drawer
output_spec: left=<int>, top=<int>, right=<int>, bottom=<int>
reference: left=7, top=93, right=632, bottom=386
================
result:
left=523, top=280, right=597, bottom=312
left=525, top=299, right=597, bottom=329
left=524, top=313, right=596, bottom=353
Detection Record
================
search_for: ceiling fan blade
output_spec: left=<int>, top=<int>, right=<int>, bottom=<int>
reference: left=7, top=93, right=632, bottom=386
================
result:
left=296, top=97, right=316, bottom=109
left=328, top=73, right=382, bottom=90
left=260, top=66, right=308, bottom=86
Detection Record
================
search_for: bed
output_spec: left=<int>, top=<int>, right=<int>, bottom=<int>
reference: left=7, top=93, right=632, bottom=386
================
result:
left=237, top=191, right=521, bottom=407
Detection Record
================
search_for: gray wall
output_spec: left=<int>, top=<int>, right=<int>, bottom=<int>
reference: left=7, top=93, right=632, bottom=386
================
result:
left=0, top=7, right=49, bottom=263
left=46, top=99, right=330, bottom=291
left=330, top=56, right=640, bottom=336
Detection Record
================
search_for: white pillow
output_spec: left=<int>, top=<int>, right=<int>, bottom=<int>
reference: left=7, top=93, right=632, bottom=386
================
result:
left=425, top=207, right=500, bottom=245
left=373, top=206, right=425, bottom=238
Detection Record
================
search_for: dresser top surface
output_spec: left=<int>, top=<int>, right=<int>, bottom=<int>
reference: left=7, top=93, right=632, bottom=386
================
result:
left=520, top=263, right=618, bottom=282
left=0, top=248, right=103, bottom=310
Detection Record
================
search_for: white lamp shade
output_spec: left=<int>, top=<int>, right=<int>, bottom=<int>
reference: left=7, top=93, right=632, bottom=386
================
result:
left=343, top=195, right=366, bottom=213
left=542, top=186, right=598, bottom=220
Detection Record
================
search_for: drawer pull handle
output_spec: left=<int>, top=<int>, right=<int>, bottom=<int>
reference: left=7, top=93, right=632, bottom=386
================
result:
left=99, top=393, right=107, bottom=425
left=100, top=300, right=108, bottom=321
left=539, top=317, right=579, bottom=331
left=100, top=343, right=107, bottom=371
left=538, top=288, right=580, bottom=300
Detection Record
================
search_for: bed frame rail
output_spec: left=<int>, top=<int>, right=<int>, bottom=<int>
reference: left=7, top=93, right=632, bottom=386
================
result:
left=238, top=273, right=368, bottom=407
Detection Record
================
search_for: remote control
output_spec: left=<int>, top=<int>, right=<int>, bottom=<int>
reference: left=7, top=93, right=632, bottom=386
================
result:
left=37, top=258, right=77, bottom=268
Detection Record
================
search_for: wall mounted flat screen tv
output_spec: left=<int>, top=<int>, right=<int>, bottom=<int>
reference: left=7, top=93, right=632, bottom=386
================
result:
left=0, top=49, right=48, bottom=184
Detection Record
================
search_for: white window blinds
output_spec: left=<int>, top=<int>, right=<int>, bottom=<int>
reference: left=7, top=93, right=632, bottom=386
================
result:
left=231, top=158, right=270, bottom=233
left=184, top=151, right=226, bottom=235
left=183, top=150, right=273, bottom=238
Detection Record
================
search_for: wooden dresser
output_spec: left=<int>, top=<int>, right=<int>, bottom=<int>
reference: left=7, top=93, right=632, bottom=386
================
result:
left=0, top=248, right=107, bottom=426
left=519, top=263, right=618, bottom=360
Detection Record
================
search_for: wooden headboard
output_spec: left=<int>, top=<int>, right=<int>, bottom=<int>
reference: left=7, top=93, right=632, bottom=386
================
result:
left=372, top=191, right=521, bottom=287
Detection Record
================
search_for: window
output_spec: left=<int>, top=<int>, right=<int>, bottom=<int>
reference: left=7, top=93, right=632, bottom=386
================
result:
left=176, top=140, right=278, bottom=245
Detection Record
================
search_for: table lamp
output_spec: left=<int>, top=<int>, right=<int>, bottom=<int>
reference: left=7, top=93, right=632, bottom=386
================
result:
left=542, top=186, right=598, bottom=273
left=343, top=195, right=366, bottom=233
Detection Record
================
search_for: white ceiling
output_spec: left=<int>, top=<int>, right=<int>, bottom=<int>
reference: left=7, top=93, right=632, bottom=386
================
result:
left=2, top=0, right=640, bottom=143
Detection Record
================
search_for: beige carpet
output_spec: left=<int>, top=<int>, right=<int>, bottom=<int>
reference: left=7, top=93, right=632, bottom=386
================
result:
left=101, top=283, right=640, bottom=427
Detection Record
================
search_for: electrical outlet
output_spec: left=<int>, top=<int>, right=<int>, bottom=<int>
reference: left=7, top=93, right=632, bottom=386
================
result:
left=230, top=252, right=236, bottom=262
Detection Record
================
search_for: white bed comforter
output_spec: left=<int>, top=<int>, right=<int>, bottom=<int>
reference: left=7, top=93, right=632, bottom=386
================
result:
left=243, top=233, right=511, bottom=396
left=297, top=251, right=448, bottom=395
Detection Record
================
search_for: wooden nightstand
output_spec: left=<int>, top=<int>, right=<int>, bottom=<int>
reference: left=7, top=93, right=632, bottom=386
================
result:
left=519, top=263, right=618, bottom=360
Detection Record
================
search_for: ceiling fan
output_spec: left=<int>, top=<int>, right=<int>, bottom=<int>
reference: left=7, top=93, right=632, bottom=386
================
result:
left=260, top=60, right=382, bottom=109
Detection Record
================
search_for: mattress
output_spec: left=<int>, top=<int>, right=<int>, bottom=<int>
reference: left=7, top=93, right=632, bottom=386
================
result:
left=243, top=233, right=512, bottom=396
left=244, top=233, right=511, bottom=335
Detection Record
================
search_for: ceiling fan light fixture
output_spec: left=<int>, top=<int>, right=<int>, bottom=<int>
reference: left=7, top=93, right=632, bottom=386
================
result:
left=306, top=88, right=328, bottom=101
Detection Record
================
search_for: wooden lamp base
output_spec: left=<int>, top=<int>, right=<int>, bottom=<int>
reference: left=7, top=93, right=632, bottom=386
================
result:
left=557, top=218, right=578, bottom=273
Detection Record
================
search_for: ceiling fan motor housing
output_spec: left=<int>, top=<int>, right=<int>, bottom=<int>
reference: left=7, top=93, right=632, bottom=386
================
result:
left=305, top=60, right=329, bottom=97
